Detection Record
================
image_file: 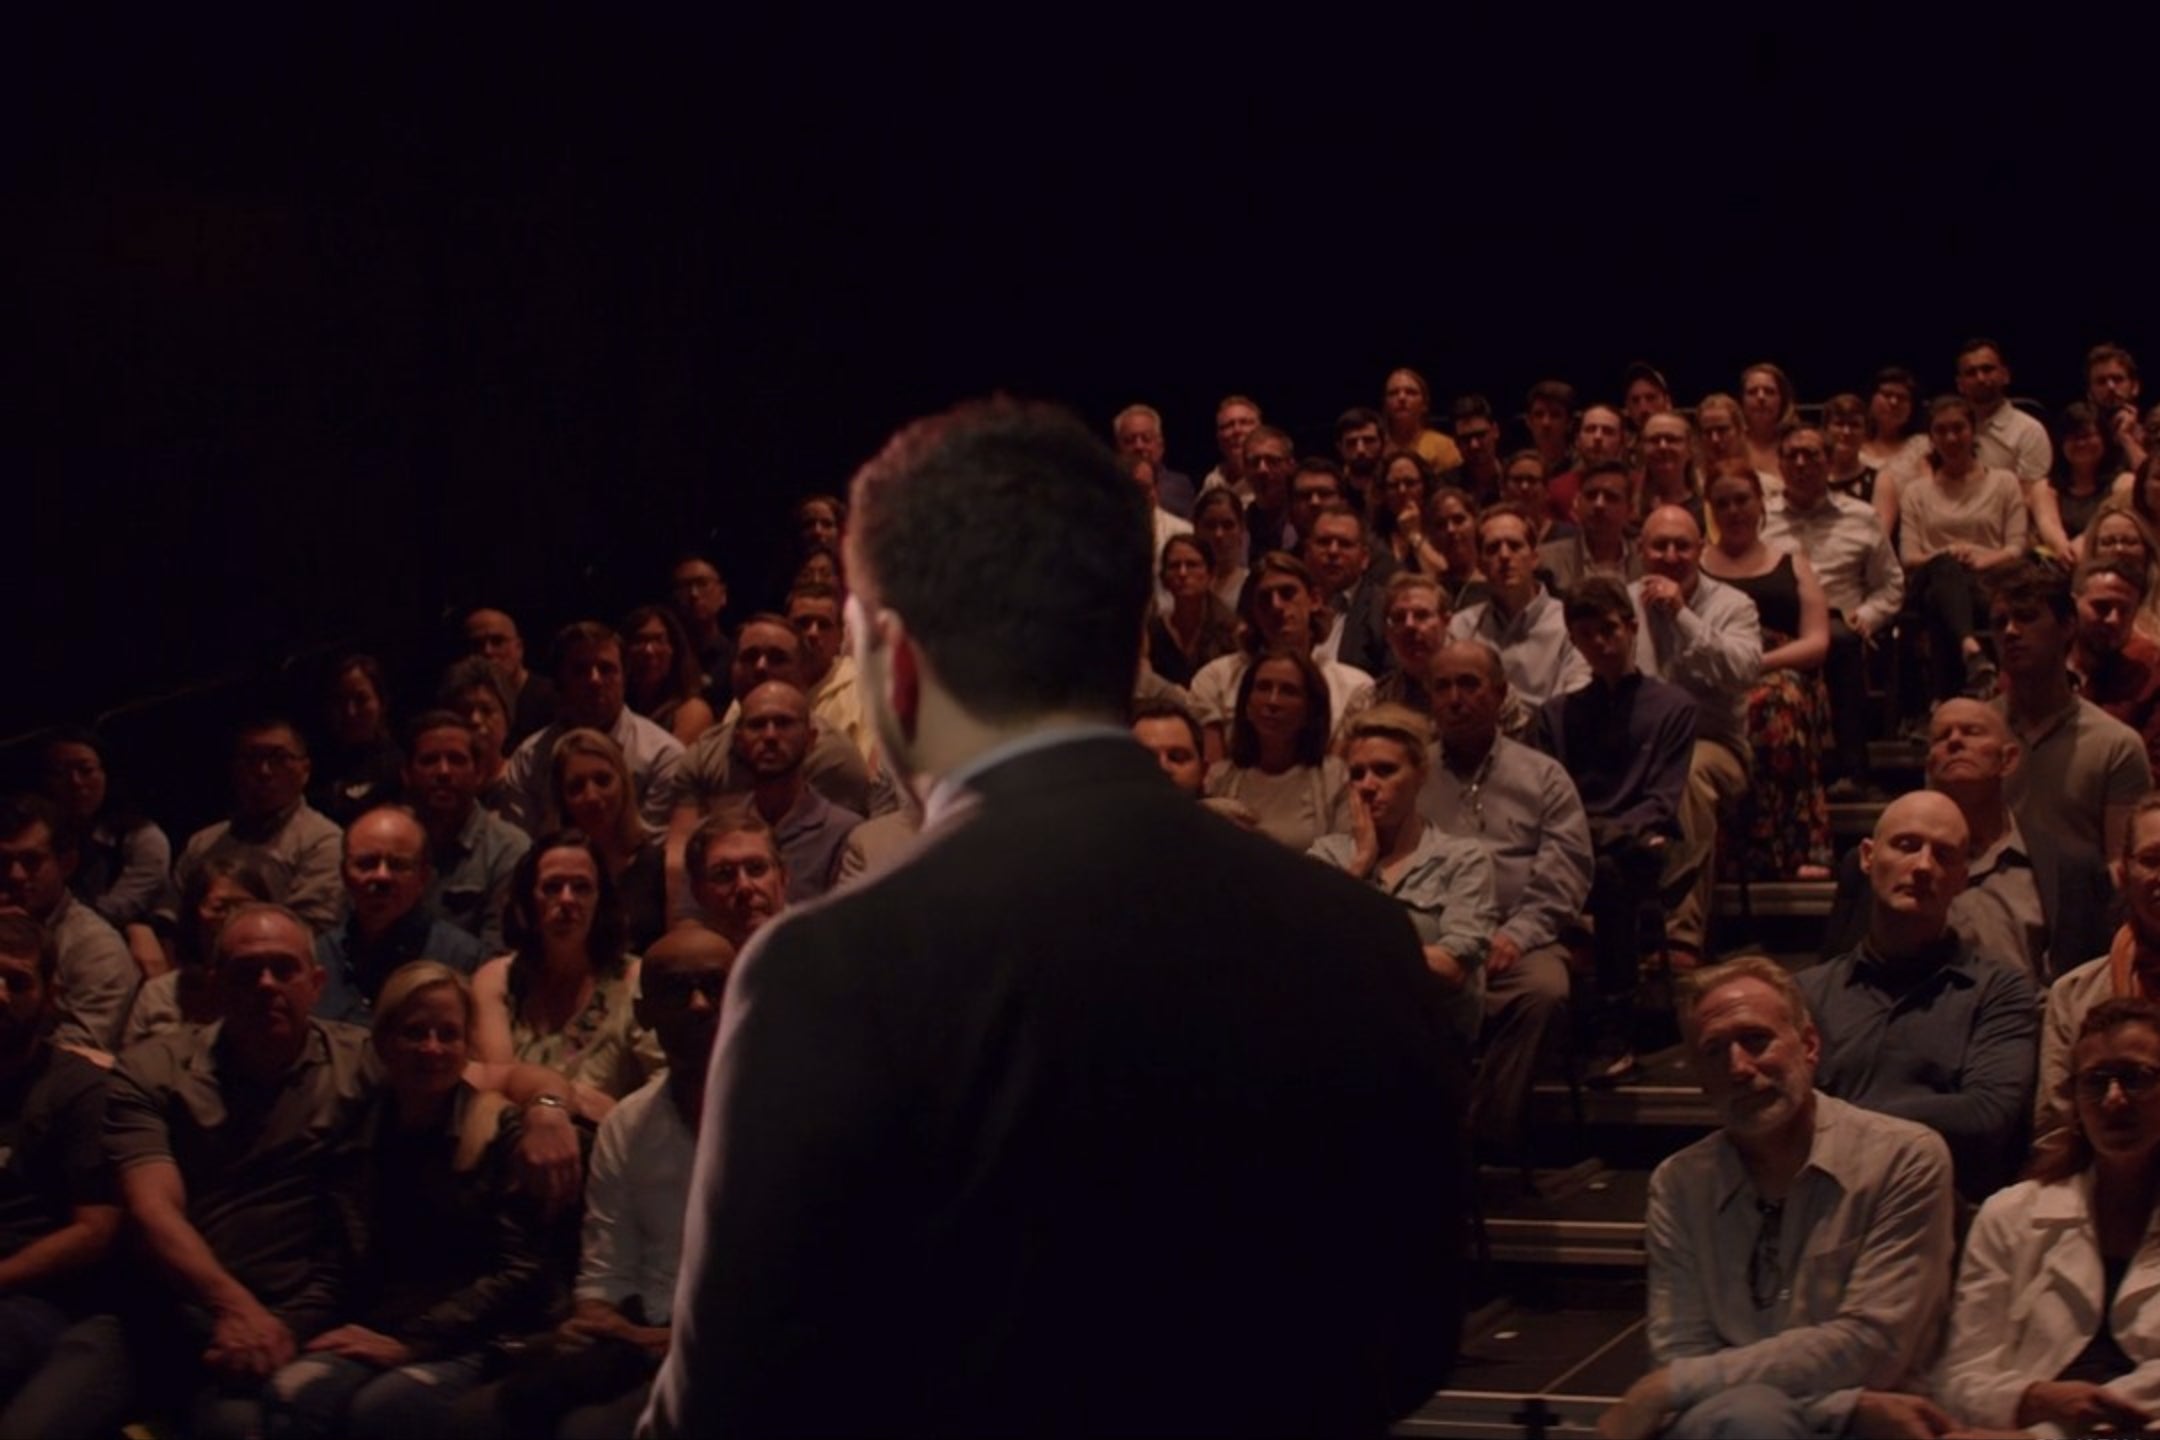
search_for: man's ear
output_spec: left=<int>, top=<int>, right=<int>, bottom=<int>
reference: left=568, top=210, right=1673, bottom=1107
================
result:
left=879, top=609, right=921, bottom=736
left=1999, top=739, right=2023, bottom=783
left=1857, top=837, right=1874, bottom=874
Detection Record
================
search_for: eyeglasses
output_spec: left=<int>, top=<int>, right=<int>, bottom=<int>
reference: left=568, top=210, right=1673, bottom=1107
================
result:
left=2073, top=1064, right=2160, bottom=1101
left=1748, top=1198, right=1785, bottom=1310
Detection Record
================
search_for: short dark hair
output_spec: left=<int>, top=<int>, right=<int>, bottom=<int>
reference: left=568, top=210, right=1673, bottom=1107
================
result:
left=0, top=912, right=57, bottom=986
left=1228, top=648, right=1332, bottom=769
left=0, top=794, right=75, bottom=858
left=401, top=709, right=476, bottom=753
left=2075, top=556, right=2150, bottom=602
left=1334, top=407, right=1383, bottom=439
left=735, top=611, right=801, bottom=647
left=551, top=621, right=620, bottom=677
left=685, top=811, right=781, bottom=883
left=1957, top=336, right=2007, bottom=366
left=848, top=398, right=1152, bottom=723
left=1450, top=394, right=1496, bottom=426
left=1621, top=362, right=1670, bottom=397
left=1526, top=379, right=1576, bottom=412
left=235, top=716, right=307, bottom=758
left=1579, top=458, right=1632, bottom=489
left=1563, top=575, right=1638, bottom=627
left=437, top=658, right=512, bottom=718
left=2088, top=342, right=2140, bottom=382
left=1983, top=557, right=2075, bottom=626
left=1130, top=698, right=1204, bottom=756
left=786, top=581, right=843, bottom=611
left=1291, top=457, right=1345, bottom=486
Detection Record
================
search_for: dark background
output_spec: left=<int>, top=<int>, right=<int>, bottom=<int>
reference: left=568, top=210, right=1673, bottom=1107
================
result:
left=13, top=18, right=2146, bottom=781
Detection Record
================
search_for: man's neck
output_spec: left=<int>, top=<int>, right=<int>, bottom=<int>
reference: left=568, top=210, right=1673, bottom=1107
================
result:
left=2007, top=672, right=2077, bottom=727
left=1443, top=730, right=1497, bottom=775
left=667, top=1063, right=707, bottom=1131
left=1786, top=486, right=1830, bottom=513
left=354, top=907, right=416, bottom=948
left=1593, top=667, right=1638, bottom=693
left=1868, top=916, right=1954, bottom=968
left=1492, top=582, right=1536, bottom=619
left=1952, top=793, right=2010, bottom=856
left=1584, top=529, right=1627, bottom=561
left=910, top=700, right=1124, bottom=792
left=750, top=774, right=806, bottom=826
left=1976, top=396, right=2006, bottom=421
left=1732, top=1091, right=1817, bottom=1200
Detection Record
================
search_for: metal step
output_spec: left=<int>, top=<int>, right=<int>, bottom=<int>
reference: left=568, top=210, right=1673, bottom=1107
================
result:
left=1479, top=1162, right=1649, bottom=1268
left=1531, top=1047, right=1716, bottom=1133
left=1713, top=880, right=1835, bottom=918
left=1401, top=1281, right=1649, bottom=1437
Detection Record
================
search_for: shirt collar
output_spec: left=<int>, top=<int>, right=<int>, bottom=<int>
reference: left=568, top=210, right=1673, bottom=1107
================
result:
left=922, top=723, right=1135, bottom=830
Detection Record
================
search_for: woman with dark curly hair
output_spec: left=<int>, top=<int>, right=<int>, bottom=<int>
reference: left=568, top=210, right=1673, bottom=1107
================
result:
left=620, top=604, right=715, bottom=746
left=470, top=830, right=660, bottom=1122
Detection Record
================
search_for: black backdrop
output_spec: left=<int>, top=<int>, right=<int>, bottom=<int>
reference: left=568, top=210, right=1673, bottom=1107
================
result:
left=14, top=18, right=2148, bottom=761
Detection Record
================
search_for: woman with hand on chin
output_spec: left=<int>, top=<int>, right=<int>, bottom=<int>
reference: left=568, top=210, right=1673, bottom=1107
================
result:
left=1307, top=704, right=1497, bottom=1043
left=1936, top=997, right=2160, bottom=1437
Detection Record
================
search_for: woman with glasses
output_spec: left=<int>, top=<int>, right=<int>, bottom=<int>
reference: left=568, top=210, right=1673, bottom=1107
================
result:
left=1937, top=997, right=2160, bottom=1434
left=1147, top=534, right=1238, bottom=689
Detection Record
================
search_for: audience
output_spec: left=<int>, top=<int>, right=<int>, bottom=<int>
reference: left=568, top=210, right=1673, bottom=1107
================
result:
left=1738, top=361, right=1799, bottom=480
left=620, top=603, right=716, bottom=748
left=502, top=622, right=685, bottom=832
left=674, top=613, right=873, bottom=819
left=1114, top=403, right=1194, bottom=518
left=1381, top=367, right=1462, bottom=474
left=1303, top=504, right=1392, bottom=676
left=1896, top=394, right=2031, bottom=701
left=1189, top=552, right=1373, bottom=757
left=310, top=655, right=403, bottom=827
left=724, top=681, right=862, bottom=904
left=2071, top=557, right=2160, bottom=773
left=1204, top=647, right=1349, bottom=851
left=2086, top=500, right=2160, bottom=642
left=1538, top=460, right=1637, bottom=596
left=1446, top=505, right=1586, bottom=723
left=1371, top=571, right=1449, bottom=712
left=39, top=728, right=169, bottom=940
left=404, top=710, right=530, bottom=954
left=547, top=727, right=668, bottom=951
left=1634, top=412, right=1705, bottom=529
left=166, top=718, right=344, bottom=936
left=1191, top=487, right=1252, bottom=610
left=122, top=855, right=268, bottom=1048
left=1797, top=791, right=2039, bottom=1201
left=684, top=814, right=790, bottom=951
left=0, top=795, right=139, bottom=1054
left=437, top=658, right=522, bottom=822
left=2038, top=795, right=2160, bottom=1144
left=1148, top=534, right=1237, bottom=689
left=1130, top=700, right=1207, bottom=800
left=665, top=554, right=733, bottom=709
left=786, top=581, right=868, bottom=761
left=313, top=805, right=483, bottom=1026
left=462, top=608, right=555, bottom=746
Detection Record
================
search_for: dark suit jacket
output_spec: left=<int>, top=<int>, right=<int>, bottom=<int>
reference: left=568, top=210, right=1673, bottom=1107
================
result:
left=645, top=734, right=1469, bottom=1437
left=1333, top=554, right=1399, bottom=678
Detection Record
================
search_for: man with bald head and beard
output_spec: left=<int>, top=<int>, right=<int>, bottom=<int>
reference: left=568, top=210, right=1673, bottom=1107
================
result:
left=728, top=682, right=861, bottom=903
left=1631, top=505, right=1762, bottom=967
left=675, top=615, right=872, bottom=820
left=1797, top=791, right=2040, bottom=1201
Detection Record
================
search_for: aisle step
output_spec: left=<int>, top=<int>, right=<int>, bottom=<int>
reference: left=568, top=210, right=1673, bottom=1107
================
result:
left=1478, top=1162, right=1649, bottom=1268
left=1400, top=1278, right=1647, bottom=1437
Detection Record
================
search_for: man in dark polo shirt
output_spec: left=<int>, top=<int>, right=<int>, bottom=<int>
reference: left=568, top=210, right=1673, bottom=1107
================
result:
left=0, top=913, right=122, bottom=1435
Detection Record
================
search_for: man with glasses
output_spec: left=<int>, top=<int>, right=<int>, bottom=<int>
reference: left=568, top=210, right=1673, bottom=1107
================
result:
left=1764, top=423, right=1904, bottom=797
left=1600, top=954, right=1958, bottom=1440
left=667, top=556, right=733, bottom=710
left=1797, top=791, right=2039, bottom=1202
left=1448, top=395, right=1503, bottom=504
left=164, top=720, right=344, bottom=937
left=2038, top=794, right=2160, bottom=1143
left=0, top=796, right=137, bottom=1053
left=312, top=806, right=481, bottom=1026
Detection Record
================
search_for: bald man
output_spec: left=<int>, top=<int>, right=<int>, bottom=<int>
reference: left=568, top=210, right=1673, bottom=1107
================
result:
left=464, top=607, right=556, bottom=745
left=729, top=681, right=862, bottom=903
left=1797, top=791, right=2039, bottom=1200
left=1630, top=505, right=1762, bottom=964
left=312, top=806, right=483, bottom=1025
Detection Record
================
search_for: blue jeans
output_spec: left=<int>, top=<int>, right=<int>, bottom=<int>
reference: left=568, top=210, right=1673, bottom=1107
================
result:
left=269, top=1349, right=489, bottom=1439
left=1665, top=1383, right=1813, bottom=1439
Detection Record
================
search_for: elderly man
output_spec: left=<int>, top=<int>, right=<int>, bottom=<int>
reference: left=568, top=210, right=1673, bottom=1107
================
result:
left=1763, top=423, right=1904, bottom=794
left=1448, top=505, right=1587, bottom=723
left=0, top=796, right=139, bottom=1054
left=403, top=712, right=529, bottom=953
left=675, top=614, right=874, bottom=820
left=1199, top=394, right=1261, bottom=502
left=726, top=682, right=862, bottom=904
left=502, top=622, right=685, bottom=830
left=1113, top=404, right=1194, bottom=519
left=2071, top=557, right=2160, bottom=773
left=2038, top=793, right=2160, bottom=1142
left=166, top=720, right=345, bottom=937
left=1632, top=506, right=1763, bottom=965
left=685, top=815, right=790, bottom=950
left=1599, top=956, right=1957, bottom=1440
left=312, top=806, right=483, bottom=1026
left=1988, top=559, right=2152, bottom=869
left=1797, top=792, right=2040, bottom=1202
left=463, top=607, right=556, bottom=745
left=1420, top=643, right=1589, bottom=1162
left=645, top=398, right=1465, bottom=1436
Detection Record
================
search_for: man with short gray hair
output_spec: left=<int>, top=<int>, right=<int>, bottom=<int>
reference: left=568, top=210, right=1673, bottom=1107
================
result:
left=1112, top=403, right=1193, bottom=518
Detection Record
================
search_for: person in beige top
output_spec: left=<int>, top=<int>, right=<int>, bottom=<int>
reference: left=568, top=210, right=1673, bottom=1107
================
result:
left=1896, top=394, right=2032, bottom=701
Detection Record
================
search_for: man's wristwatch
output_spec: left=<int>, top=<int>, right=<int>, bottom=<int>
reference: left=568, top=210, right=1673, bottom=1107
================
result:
left=528, top=1093, right=571, bottom=1114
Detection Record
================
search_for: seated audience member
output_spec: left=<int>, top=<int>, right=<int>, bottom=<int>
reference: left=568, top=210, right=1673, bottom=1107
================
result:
left=1147, top=535, right=1238, bottom=689
left=1307, top=704, right=1496, bottom=1043
left=1446, top=505, right=1588, bottom=725
left=1382, top=367, right=1463, bottom=475
left=463, top=607, right=556, bottom=746
left=314, top=806, right=483, bottom=1026
left=1899, top=394, right=2032, bottom=700
left=1820, top=392, right=1884, bottom=511
left=685, top=815, right=789, bottom=951
left=674, top=614, right=873, bottom=820
left=2087, top=500, right=2160, bottom=643
left=1797, top=792, right=2040, bottom=1201
left=1631, top=506, right=1763, bottom=967
left=167, top=718, right=344, bottom=936
left=1762, top=423, right=1905, bottom=795
left=1621, top=361, right=1673, bottom=433
left=666, top=554, right=733, bottom=710
left=1700, top=467, right=1834, bottom=880
left=1283, top=458, right=1344, bottom=553
left=1635, top=412, right=1706, bottom=530
left=1419, top=644, right=1588, bottom=1159
left=621, top=604, right=716, bottom=748
left=1859, top=366, right=1929, bottom=499
left=548, top=729, right=668, bottom=952
left=1939, top=998, right=2160, bottom=1437
left=1599, top=957, right=1956, bottom=1440
left=1694, top=393, right=1756, bottom=488
left=478, top=925, right=734, bottom=1439
left=1499, top=452, right=1571, bottom=546
left=502, top=622, right=685, bottom=831
left=122, top=856, right=270, bottom=1049
left=724, top=682, right=862, bottom=904
left=267, top=961, right=566, bottom=1437
left=1131, top=700, right=1208, bottom=800
left=1372, top=452, right=1445, bottom=577
left=793, top=493, right=848, bottom=566
left=1537, top=460, right=1638, bottom=596
left=1522, top=379, right=1575, bottom=495
left=2039, top=796, right=2160, bottom=1144
left=1190, top=488, right=1251, bottom=610
left=2072, top=557, right=2160, bottom=773
left=1115, top=403, right=1194, bottom=518
left=2088, top=342, right=2147, bottom=476
left=1424, top=485, right=1490, bottom=611
left=1204, top=648, right=1350, bottom=852
left=1543, top=578, right=1696, bottom=1080
left=0, top=914, right=122, bottom=1436
left=787, top=581, right=870, bottom=762
left=472, top=833, right=663, bottom=1121
left=39, top=728, right=169, bottom=942
left=1240, top=425, right=1297, bottom=553
left=0, top=796, right=138, bottom=1053
left=1739, top=361, right=1800, bottom=481
left=1990, top=558, right=2153, bottom=867
left=1189, top=553, right=1374, bottom=760
left=1303, top=504, right=1393, bottom=676
left=1957, top=337, right=2071, bottom=555
left=1549, top=404, right=1626, bottom=524
left=830, top=772, right=924, bottom=891
left=1370, top=572, right=1449, bottom=713
left=438, top=658, right=522, bottom=823
left=790, top=543, right=846, bottom=600
left=404, top=711, right=530, bottom=954
left=1200, top=393, right=1261, bottom=501
left=1333, top=406, right=1387, bottom=510
left=2056, top=402, right=2119, bottom=545
left=1449, top=394, right=1503, bottom=504
left=311, top=655, right=404, bottom=827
